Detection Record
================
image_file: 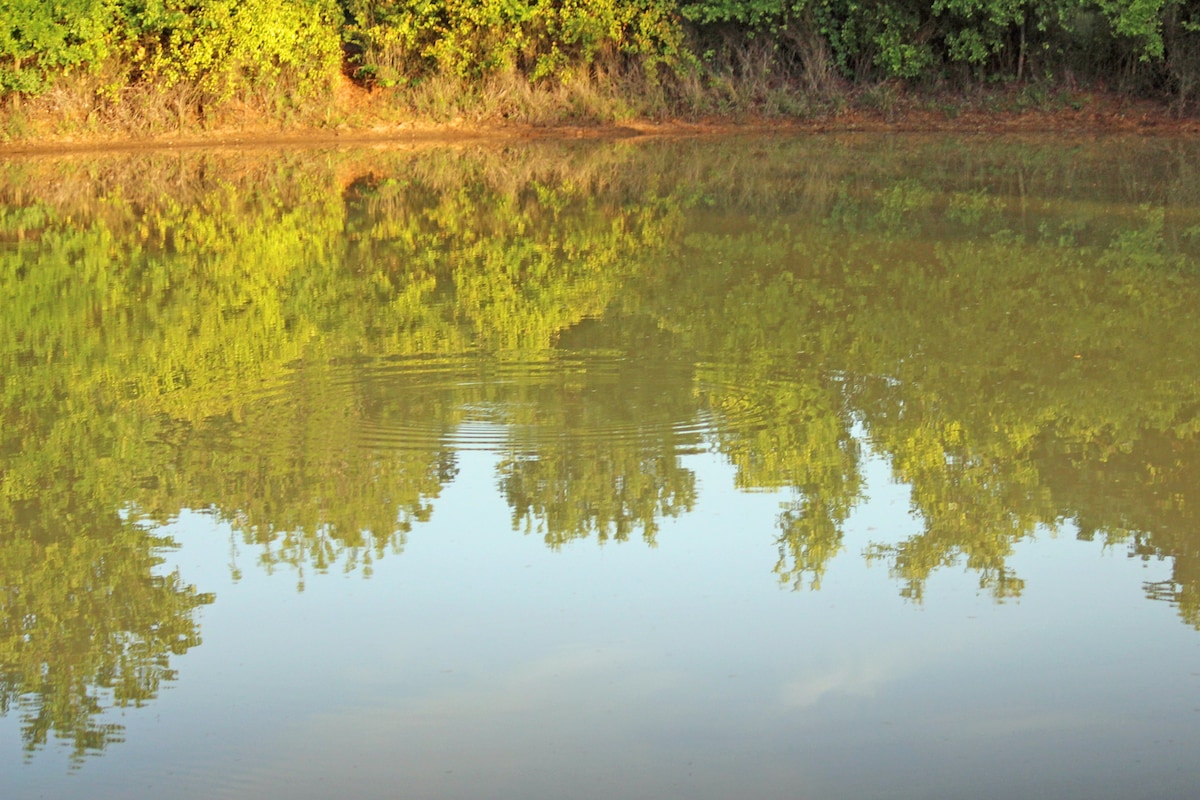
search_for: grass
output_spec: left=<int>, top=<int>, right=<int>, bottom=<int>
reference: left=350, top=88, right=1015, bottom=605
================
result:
left=0, top=55, right=1193, bottom=149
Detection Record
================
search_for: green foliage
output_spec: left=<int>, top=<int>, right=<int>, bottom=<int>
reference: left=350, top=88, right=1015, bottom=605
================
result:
left=341, top=0, right=687, bottom=85
left=1, top=0, right=1199, bottom=106
left=0, top=0, right=342, bottom=100
left=0, top=0, right=116, bottom=93
left=680, top=0, right=1195, bottom=85
left=126, top=0, right=343, bottom=100
left=1093, top=0, right=1170, bottom=59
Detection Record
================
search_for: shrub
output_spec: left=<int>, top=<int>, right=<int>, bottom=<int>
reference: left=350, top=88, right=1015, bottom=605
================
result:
left=341, top=0, right=688, bottom=86
left=126, top=0, right=344, bottom=101
left=0, top=0, right=116, bottom=94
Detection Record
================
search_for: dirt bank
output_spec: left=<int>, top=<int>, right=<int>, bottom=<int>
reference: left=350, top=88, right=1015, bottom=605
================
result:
left=2, top=90, right=1197, bottom=157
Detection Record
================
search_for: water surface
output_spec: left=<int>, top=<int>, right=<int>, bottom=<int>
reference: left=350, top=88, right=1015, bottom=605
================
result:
left=3, top=136, right=1200, bottom=799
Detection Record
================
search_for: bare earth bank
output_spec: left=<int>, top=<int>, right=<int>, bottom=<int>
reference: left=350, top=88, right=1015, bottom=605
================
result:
left=2, top=91, right=1197, bottom=156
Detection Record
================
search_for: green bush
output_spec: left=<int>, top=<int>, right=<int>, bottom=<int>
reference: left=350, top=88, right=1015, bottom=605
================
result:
left=1, top=0, right=1199, bottom=109
left=341, top=0, right=687, bottom=85
left=679, top=0, right=1192, bottom=83
left=0, top=0, right=116, bottom=93
left=125, top=0, right=344, bottom=100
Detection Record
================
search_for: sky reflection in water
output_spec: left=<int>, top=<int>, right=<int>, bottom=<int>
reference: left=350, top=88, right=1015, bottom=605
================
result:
left=2, top=135, right=1200, bottom=799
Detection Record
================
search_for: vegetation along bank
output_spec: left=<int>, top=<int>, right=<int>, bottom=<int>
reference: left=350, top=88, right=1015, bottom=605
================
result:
left=2, top=0, right=1200, bottom=141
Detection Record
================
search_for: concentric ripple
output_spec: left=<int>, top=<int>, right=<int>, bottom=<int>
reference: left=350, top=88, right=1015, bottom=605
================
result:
left=219, top=352, right=792, bottom=457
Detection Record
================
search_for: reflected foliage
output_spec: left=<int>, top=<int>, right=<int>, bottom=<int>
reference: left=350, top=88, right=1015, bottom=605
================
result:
left=0, top=379, right=211, bottom=760
left=4, top=137, right=1200, bottom=755
left=0, top=516, right=211, bottom=761
left=498, top=317, right=701, bottom=546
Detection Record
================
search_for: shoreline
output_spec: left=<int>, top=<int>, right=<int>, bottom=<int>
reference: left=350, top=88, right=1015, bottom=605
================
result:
left=3, top=93, right=1198, bottom=157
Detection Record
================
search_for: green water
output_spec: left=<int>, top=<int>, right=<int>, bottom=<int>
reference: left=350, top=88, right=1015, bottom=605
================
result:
left=3, top=136, right=1200, bottom=799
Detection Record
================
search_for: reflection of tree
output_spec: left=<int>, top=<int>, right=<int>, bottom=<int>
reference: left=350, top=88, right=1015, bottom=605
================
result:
left=640, top=230, right=868, bottom=590
left=500, top=445, right=695, bottom=547
left=852, top=376, right=1050, bottom=601
left=701, top=364, right=864, bottom=590
left=1038, top=429, right=1200, bottom=628
left=0, top=225, right=214, bottom=759
left=497, top=317, right=700, bottom=546
left=774, top=495, right=852, bottom=592
left=3, top=137, right=1200, bottom=668
left=0, top=516, right=211, bottom=761
left=1, top=145, right=681, bottom=572
left=134, top=361, right=464, bottom=588
left=836, top=228, right=1200, bottom=604
left=640, top=148, right=1200, bottom=607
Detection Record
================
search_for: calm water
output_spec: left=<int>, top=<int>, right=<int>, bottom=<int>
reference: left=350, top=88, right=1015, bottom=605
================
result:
left=3, top=136, right=1200, bottom=799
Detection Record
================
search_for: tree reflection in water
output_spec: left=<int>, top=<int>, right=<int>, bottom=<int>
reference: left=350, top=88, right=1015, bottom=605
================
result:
left=3, top=137, right=1200, bottom=756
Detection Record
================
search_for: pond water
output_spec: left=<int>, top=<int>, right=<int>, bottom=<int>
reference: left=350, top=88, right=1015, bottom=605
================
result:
left=3, top=135, right=1200, bottom=799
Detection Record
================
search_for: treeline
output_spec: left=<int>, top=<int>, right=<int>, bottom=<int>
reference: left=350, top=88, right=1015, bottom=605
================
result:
left=2, top=0, right=1199, bottom=124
